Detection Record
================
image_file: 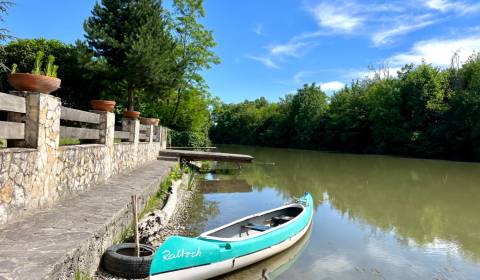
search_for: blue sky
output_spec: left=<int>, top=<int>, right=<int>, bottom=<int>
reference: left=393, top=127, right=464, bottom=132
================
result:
left=5, top=0, right=480, bottom=103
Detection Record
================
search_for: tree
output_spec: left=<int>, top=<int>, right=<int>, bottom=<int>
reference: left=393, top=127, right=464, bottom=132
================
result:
left=0, top=1, right=13, bottom=42
left=167, top=0, right=220, bottom=126
left=84, top=0, right=181, bottom=111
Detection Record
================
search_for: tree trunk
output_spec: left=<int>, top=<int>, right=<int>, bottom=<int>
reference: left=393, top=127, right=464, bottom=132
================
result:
left=128, top=86, right=134, bottom=111
left=170, top=87, right=182, bottom=125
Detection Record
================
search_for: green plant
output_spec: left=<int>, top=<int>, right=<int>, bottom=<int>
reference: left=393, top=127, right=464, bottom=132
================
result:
left=45, top=55, right=54, bottom=77
left=32, top=50, right=43, bottom=75
left=74, top=269, right=90, bottom=280
left=10, top=63, right=16, bottom=74
left=29, top=50, right=59, bottom=77
left=52, top=65, right=58, bottom=78
left=187, top=167, right=195, bottom=191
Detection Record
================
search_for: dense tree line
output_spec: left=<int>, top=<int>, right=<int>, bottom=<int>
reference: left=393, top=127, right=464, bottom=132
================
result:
left=0, top=0, right=218, bottom=146
left=210, top=54, right=480, bottom=161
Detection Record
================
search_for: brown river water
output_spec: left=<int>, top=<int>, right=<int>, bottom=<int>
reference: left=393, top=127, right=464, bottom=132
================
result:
left=184, top=145, right=480, bottom=280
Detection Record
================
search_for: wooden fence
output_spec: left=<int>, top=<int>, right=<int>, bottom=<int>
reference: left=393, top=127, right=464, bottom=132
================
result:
left=0, top=91, right=164, bottom=147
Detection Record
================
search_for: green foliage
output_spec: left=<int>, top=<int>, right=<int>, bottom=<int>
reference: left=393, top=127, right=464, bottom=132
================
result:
left=211, top=55, right=480, bottom=161
left=32, top=50, right=44, bottom=75
left=84, top=0, right=181, bottom=111
left=0, top=1, right=13, bottom=42
left=10, top=63, right=16, bottom=73
left=45, top=54, right=55, bottom=77
left=0, top=38, right=109, bottom=109
left=74, top=269, right=90, bottom=280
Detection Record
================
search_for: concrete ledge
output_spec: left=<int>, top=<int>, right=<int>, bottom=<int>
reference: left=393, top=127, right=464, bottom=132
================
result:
left=0, top=159, right=175, bottom=280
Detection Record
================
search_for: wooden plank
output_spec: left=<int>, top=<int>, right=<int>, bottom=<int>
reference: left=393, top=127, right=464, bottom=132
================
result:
left=0, top=92, right=26, bottom=113
left=114, top=131, right=130, bottom=139
left=60, top=106, right=100, bottom=124
left=0, top=121, right=24, bottom=139
left=60, top=126, right=99, bottom=139
left=139, top=124, right=150, bottom=131
left=158, top=149, right=254, bottom=163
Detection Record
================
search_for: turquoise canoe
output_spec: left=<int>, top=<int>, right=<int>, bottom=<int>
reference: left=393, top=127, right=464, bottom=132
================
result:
left=150, top=192, right=314, bottom=280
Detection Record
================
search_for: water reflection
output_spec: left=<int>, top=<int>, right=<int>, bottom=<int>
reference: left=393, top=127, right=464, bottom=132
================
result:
left=188, top=145, right=480, bottom=279
left=214, top=225, right=312, bottom=280
left=217, top=145, right=480, bottom=263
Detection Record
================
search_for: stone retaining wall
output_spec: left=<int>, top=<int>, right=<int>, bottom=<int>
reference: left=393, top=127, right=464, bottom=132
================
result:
left=0, top=93, right=168, bottom=225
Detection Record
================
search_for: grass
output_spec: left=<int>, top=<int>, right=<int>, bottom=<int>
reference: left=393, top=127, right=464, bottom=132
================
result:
left=60, top=138, right=80, bottom=146
left=0, top=139, right=5, bottom=148
left=75, top=269, right=91, bottom=280
left=114, top=164, right=184, bottom=243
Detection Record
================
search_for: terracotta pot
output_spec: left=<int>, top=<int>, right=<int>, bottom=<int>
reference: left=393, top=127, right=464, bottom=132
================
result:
left=139, top=117, right=160, bottom=126
left=123, top=110, right=140, bottom=119
left=7, top=73, right=61, bottom=94
left=90, top=100, right=116, bottom=112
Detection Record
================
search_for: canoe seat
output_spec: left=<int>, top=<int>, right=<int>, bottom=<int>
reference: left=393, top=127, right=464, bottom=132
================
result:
left=272, top=215, right=293, bottom=225
left=243, top=223, right=271, bottom=232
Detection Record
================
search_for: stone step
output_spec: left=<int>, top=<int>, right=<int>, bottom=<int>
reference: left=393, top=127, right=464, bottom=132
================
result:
left=0, top=160, right=175, bottom=280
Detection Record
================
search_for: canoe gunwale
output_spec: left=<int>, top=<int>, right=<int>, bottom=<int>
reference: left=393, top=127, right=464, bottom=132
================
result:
left=199, top=202, right=306, bottom=242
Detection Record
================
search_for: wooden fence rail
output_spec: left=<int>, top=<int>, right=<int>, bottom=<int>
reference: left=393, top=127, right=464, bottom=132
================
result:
left=60, top=106, right=100, bottom=124
left=0, top=121, right=24, bottom=139
left=114, top=131, right=130, bottom=139
left=60, top=126, right=100, bottom=140
left=0, top=92, right=26, bottom=113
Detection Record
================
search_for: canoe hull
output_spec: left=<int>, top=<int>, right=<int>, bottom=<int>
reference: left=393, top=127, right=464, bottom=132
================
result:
left=150, top=216, right=312, bottom=280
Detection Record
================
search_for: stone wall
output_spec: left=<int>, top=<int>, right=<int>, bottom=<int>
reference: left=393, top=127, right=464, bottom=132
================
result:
left=0, top=92, right=168, bottom=225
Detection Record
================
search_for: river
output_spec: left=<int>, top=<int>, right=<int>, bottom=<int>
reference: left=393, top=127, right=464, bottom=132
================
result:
left=185, top=145, right=480, bottom=280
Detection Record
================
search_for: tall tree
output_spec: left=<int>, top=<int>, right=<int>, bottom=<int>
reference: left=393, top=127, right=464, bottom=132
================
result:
left=168, top=0, right=220, bottom=125
left=84, top=0, right=181, bottom=111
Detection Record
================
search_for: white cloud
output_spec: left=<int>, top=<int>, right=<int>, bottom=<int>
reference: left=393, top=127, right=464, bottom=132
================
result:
left=310, top=3, right=363, bottom=33
left=372, top=15, right=437, bottom=46
left=253, top=23, right=263, bottom=35
left=245, top=55, right=280, bottom=69
left=424, top=0, right=480, bottom=14
left=269, top=41, right=311, bottom=58
left=389, top=36, right=480, bottom=67
left=311, top=255, right=353, bottom=273
left=320, top=81, right=345, bottom=91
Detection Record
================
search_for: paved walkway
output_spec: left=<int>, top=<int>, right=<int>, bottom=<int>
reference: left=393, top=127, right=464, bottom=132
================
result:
left=0, top=160, right=175, bottom=280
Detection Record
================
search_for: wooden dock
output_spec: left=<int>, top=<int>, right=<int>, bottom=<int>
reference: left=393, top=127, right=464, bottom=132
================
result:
left=159, top=149, right=254, bottom=163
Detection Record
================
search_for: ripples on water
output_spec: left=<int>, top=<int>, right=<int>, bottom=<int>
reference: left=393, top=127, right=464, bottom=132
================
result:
left=186, top=145, right=480, bottom=280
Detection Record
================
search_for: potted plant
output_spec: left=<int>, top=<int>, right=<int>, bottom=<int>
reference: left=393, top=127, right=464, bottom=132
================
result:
left=90, top=100, right=116, bottom=112
left=123, top=110, right=141, bottom=119
left=7, top=51, right=61, bottom=94
left=139, top=117, right=160, bottom=126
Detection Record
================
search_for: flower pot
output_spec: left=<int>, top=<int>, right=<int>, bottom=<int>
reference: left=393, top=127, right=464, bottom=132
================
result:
left=90, top=100, right=116, bottom=112
left=7, top=73, right=61, bottom=94
left=139, top=117, right=160, bottom=126
left=123, top=110, right=140, bottom=119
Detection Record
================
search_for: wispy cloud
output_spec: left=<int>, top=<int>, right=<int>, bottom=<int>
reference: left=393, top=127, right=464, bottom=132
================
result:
left=372, top=15, right=437, bottom=46
left=424, top=0, right=480, bottom=14
left=247, top=41, right=315, bottom=69
left=245, top=55, right=280, bottom=69
left=253, top=23, right=263, bottom=35
left=388, top=35, right=480, bottom=67
left=309, top=3, right=363, bottom=33
left=269, top=41, right=312, bottom=57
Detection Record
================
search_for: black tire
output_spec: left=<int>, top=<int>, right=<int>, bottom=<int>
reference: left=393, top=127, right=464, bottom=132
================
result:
left=102, top=243, right=155, bottom=279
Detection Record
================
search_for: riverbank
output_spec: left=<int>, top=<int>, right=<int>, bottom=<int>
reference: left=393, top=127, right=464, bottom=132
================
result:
left=95, top=169, right=199, bottom=279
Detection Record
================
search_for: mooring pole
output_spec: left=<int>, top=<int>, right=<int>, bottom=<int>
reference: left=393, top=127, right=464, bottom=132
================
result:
left=132, top=195, right=140, bottom=257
